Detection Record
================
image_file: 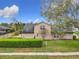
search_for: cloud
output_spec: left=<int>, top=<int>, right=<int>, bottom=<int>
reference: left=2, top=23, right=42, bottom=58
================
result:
left=0, top=5, right=19, bottom=18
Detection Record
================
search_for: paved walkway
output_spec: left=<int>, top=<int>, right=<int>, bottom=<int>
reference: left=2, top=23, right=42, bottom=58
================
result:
left=0, top=52, right=79, bottom=56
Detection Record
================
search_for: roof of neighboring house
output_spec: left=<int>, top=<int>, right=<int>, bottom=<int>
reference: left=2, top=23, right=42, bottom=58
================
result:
left=0, top=26, right=10, bottom=31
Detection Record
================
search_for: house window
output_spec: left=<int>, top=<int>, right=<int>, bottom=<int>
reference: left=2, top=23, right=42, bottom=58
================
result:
left=40, top=25, right=45, bottom=30
left=54, top=34, right=59, bottom=38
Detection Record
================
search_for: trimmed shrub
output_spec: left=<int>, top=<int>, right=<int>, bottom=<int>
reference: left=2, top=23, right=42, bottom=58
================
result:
left=0, top=38, right=43, bottom=48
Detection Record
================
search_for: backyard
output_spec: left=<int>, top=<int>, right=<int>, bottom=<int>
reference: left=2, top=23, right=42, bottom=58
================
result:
left=0, top=38, right=79, bottom=52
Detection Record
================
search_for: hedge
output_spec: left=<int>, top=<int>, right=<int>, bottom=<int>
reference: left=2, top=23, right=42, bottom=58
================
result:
left=0, top=38, right=43, bottom=48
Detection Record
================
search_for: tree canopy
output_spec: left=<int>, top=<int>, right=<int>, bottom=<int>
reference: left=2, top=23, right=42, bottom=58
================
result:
left=42, top=0, right=79, bottom=21
left=41, top=0, right=79, bottom=31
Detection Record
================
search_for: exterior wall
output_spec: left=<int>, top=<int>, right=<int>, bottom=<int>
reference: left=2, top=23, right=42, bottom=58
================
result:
left=0, top=31, right=6, bottom=34
left=34, top=23, right=73, bottom=40
left=62, top=34, right=73, bottom=39
left=34, top=23, right=52, bottom=39
left=17, top=33, right=73, bottom=40
left=36, top=34, right=52, bottom=40
left=17, top=33, right=34, bottom=38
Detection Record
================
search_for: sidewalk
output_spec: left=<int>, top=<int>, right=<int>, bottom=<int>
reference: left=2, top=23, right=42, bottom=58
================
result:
left=0, top=52, right=79, bottom=56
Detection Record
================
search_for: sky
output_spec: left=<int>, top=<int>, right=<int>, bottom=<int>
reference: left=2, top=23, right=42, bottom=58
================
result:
left=0, top=0, right=45, bottom=23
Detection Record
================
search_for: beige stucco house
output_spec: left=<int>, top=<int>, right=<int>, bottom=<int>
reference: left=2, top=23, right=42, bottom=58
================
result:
left=34, top=22, right=52, bottom=39
left=21, top=22, right=73, bottom=40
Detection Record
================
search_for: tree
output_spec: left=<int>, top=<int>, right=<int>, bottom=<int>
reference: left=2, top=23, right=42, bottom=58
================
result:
left=10, top=22, right=24, bottom=36
left=51, top=23, right=65, bottom=39
left=0, top=23, right=9, bottom=27
left=9, top=17, right=25, bottom=36
left=41, top=0, right=79, bottom=34
left=42, top=0, right=71, bottom=19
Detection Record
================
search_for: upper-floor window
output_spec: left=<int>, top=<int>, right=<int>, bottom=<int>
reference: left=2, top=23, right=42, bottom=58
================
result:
left=54, top=34, right=59, bottom=38
left=40, top=25, right=45, bottom=30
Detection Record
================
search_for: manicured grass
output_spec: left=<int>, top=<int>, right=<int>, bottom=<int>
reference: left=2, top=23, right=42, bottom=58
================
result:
left=49, top=56, right=79, bottom=59
left=0, top=38, right=79, bottom=52
left=0, top=56, right=79, bottom=59
left=0, top=56, right=48, bottom=59
left=29, top=40, right=79, bottom=52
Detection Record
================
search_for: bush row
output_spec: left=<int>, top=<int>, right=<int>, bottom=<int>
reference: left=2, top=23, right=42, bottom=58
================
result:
left=0, top=40, right=43, bottom=48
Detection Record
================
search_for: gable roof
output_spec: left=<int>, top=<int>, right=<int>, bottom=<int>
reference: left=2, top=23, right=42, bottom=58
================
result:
left=34, top=22, right=51, bottom=26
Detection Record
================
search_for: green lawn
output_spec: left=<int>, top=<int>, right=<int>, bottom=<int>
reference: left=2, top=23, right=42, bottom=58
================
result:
left=31, top=40, right=79, bottom=52
left=0, top=38, right=79, bottom=52
left=0, top=56, right=79, bottom=59
left=0, top=56, right=48, bottom=59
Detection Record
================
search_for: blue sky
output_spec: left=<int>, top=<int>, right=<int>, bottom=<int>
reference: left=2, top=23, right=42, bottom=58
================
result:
left=0, top=0, right=45, bottom=23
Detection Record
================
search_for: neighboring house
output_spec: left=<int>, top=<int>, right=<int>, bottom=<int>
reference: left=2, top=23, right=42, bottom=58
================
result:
left=73, top=27, right=79, bottom=32
left=73, top=27, right=79, bottom=39
left=23, top=23, right=34, bottom=33
left=0, top=26, right=10, bottom=34
left=22, top=22, right=73, bottom=40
